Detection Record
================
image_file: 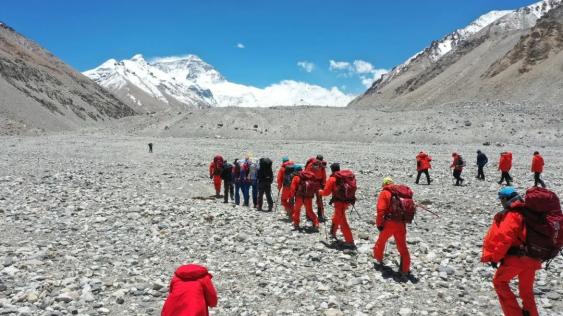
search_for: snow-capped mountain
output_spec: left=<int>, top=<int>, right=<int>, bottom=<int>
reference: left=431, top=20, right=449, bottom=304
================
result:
left=85, top=54, right=353, bottom=110
left=371, top=0, right=561, bottom=92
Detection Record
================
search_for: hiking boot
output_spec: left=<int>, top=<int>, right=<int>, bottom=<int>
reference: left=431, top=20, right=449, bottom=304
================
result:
left=373, top=261, right=384, bottom=271
left=522, top=309, right=530, bottom=316
left=342, top=242, right=357, bottom=250
left=292, top=224, right=300, bottom=231
left=310, top=225, right=320, bottom=233
left=319, top=216, right=327, bottom=223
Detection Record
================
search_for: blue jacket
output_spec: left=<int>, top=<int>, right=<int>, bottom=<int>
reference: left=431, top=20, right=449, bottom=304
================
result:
left=477, top=153, right=488, bottom=167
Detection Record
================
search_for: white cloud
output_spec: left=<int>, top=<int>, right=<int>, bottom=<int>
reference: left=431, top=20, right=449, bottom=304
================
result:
left=329, top=60, right=352, bottom=71
left=236, top=43, right=245, bottom=49
left=329, top=59, right=388, bottom=89
left=297, top=61, right=315, bottom=73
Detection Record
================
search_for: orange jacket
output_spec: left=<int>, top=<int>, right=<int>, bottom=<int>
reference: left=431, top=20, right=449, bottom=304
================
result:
left=531, top=154, right=544, bottom=173
left=481, top=201, right=527, bottom=263
left=375, top=185, right=393, bottom=227
left=209, top=162, right=217, bottom=178
left=276, top=161, right=294, bottom=189
left=416, top=152, right=432, bottom=171
left=498, top=152, right=513, bottom=172
left=289, top=175, right=301, bottom=198
left=319, top=175, right=336, bottom=197
left=305, top=158, right=327, bottom=184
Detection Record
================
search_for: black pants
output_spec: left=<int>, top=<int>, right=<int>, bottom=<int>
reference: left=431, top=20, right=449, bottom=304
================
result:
left=534, top=172, right=546, bottom=188
left=453, top=169, right=463, bottom=186
left=477, top=166, right=485, bottom=180
left=416, top=169, right=431, bottom=184
left=223, top=181, right=234, bottom=203
left=258, top=182, right=273, bottom=211
left=499, top=172, right=512, bottom=185
left=148, top=144, right=153, bottom=153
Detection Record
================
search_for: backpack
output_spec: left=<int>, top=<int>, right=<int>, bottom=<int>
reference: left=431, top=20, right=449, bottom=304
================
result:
left=283, top=164, right=296, bottom=187
left=213, top=155, right=224, bottom=176
left=456, top=156, right=466, bottom=168
left=384, top=184, right=416, bottom=223
left=259, top=158, right=273, bottom=182
left=221, top=162, right=233, bottom=180
left=296, top=171, right=320, bottom=198
left=515, top=187, right=563, bottom=262
left=333, top=170, right=357, bottom=204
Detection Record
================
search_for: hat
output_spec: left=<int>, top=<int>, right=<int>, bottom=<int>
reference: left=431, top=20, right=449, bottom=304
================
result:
left=294, top=164, right=303, bottom=171
left=330, top=162, right=340, bottom=173
left=316, top=154, right=324, bottom=161
left=382, top=177, right=394, bottom=186
left=282, top=156, right=289, bottom=162
left=498, top=187, right=517, bottom=199
left=477, top=150, right=481, bottom=153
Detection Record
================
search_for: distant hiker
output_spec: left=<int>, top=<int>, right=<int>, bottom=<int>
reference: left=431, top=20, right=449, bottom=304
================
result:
left=319, top=163, right=357, bottom=249
left=148, top=143, right=153, bottom=153
left=220, top=159, right=234, bottom=203
left=277, top=157, right=295, bottom=216
left=289, top=165, right=320, bottom=231
left=161, top=264, right=218, bottom=316
left=373, top=177, right=415, bottom=278
left=531, top=151, right=546, bottom=188
left=481, top=187, right=560, bottom=316
left=257, top=157, right=274, bottom=212
left=498, top=151, right=513, bottom=186
left=415, top=151, right=432, bottom=185
left=233, top=158, right=251, bottom=206
left=476, top=150, right=488, bottom=181
left=305, top=155, right=327, bottom=221
left=450, top=153, right=465, bottom=186
left=209, top=155, right=224, bottom=197
left=248, top=158, right=259, bottom=208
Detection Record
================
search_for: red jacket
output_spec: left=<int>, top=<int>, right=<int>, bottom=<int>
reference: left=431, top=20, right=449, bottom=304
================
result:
left=481, top=200, right=527, bottom=263
left=208, top=162, right=217, bottom=178
left=375, top=185, right=393, bottom=227
left=276, top=161, right=294, bottom=189
left=305, top=157, right=327, bottom=185
left=161, top=265, right=218, bottom=316
left=416, top=152, right=432, bottom=171
left=498, top=152, right=513, bottom=172
left=450, top=155, right=463, bottom=171
left=531, top=154, right=544, bottom=173
left=319, top=175, right=336, bottom=197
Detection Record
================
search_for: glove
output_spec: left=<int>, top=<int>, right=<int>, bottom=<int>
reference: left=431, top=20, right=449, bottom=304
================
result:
left=328, top=198, right=333, bottom=206
left=377, top=226, right=384, bottom=232
left=209, top=175, right=213, bottom=179
left=490, top=262, right=498, bottom=269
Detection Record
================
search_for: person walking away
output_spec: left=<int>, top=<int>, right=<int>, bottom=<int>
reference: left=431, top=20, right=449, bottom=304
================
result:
left=220, top=159, right=234, bottom=203
left=415, top=151, right=432, bottom=185
left=531, top=151, right=545, bottom=188
left=277, top=157, right=295, bottom=217
left=257, top=157, right=274, bottom=211
left=476, top=150, right=488, bottom=181
left=236, top=157, right=252, bottom=206
left=161, top=264, right=218, bottom=316
left=319, top=163, right=357, bottom=249
left=305, top=155, right=328, bottom=221
left=481, top=187, right=542, bottom=316
left=498, top=152, right=513, bottom=186
left=148, top=143, right=153, bottom=153
left=209, top=155, right=224, bottom=197
left=372, top=177, right=414, bottom=278
left=450, top=153, right=465, bottom=186
left=289, top=165, right=320, bottom=231
left=248, top=159, right=259, bottom=208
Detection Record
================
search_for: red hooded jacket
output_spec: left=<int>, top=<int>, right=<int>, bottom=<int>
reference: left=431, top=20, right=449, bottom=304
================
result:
left=161, top=265, right=218, bottom=316
left=498, top=152, right=513, bottom=172
left=531, top=154, right=544, bottom=173
left=416, top=152, right=432, bottom=171
left=305, top=157, right=327, bottom=185
left=481, top=200, right=527, bottom=264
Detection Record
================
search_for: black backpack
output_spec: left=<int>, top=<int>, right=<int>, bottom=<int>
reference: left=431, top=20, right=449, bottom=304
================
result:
left=258, top=158, right=273, bottom=182
left=283, top=164, right=296, bottom=187
left=221, top=162, right=233, bottom=181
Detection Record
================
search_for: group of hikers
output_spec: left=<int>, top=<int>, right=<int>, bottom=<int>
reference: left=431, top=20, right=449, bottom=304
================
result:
left=160, top=150, right=560, bottom=316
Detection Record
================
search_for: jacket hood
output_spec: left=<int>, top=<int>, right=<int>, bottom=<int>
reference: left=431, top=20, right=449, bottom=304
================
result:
left=174, top=264, right=210, bottom=281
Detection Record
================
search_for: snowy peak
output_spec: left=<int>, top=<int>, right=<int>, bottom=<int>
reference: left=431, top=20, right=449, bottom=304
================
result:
left=150, top=55, right=224, bottom=84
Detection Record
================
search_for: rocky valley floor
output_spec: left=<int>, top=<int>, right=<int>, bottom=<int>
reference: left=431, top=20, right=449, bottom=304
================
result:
left=0, top=135, right=562, bottom=316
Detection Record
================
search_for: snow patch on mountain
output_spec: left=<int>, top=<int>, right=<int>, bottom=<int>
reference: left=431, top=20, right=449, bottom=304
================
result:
left=85, top=54, right=353, bottom=108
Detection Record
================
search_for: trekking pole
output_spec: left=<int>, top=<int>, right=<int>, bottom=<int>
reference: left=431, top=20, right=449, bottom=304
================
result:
left=415, top=203, right=440, bottom=218
left=274, top=189, right=280, bottom=214
left=351, top=204, right=363, bottom=221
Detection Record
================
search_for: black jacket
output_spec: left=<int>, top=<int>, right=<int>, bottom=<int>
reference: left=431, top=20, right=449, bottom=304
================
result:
left=257, top=158, right=273, bottom=184
left=477, top=153, right=488, bottom=167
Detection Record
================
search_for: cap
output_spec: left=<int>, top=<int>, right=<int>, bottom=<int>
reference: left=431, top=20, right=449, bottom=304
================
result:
left=316, top=154, right=324, bottom=161
left=282, top=156, right=289, bottom=162
left=498, top=187, right=517, bottom=199
left=382, top=177, right=394, bottom=186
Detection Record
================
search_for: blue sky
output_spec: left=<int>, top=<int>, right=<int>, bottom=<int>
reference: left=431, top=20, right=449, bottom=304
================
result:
left=3, top=0, right=535, bottom=94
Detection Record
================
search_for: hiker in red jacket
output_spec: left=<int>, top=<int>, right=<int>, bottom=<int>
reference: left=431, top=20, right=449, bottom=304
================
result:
left=306, top=155, right=328, bottom=222
left=289, top=165, right=320, bottom=231
left=450, top=153, right=465, bottom=186
left=498, top=152, right=513, bottom=186
left=319, top=163, right=355, bottom=249
left=161, top=264, right=218, bottom=316
left=481, top=187, right=541, bottom=316
left=373, top=177, right=411, bottom=277
left=209, top=155, right=224, bottom=197
left=276, top=157, right=295, bottom=217
left=531, top=151, right=546, bottom=188
left=415, top=151, right=432, bottom=185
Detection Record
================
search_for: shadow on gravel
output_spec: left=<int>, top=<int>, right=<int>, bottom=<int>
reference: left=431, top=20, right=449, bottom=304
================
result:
left=373, top=262, right=419, bottom=284
left=192, top=195, right=220, bottom=200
